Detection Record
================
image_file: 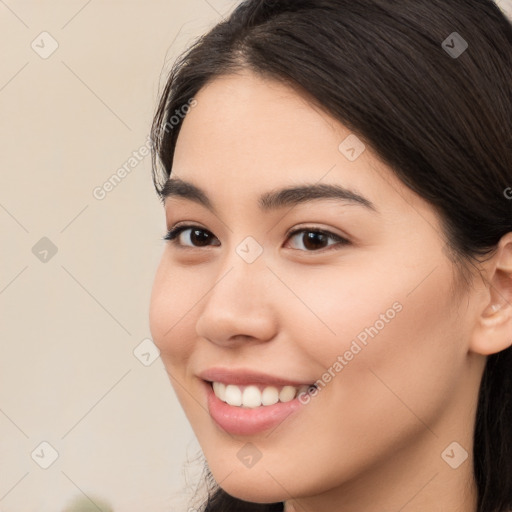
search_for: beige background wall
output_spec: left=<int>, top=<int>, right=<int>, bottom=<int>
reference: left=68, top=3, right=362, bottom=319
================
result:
left=0, top=1, right=234, bottom=511
left=1, top=1, right=511, bottom=511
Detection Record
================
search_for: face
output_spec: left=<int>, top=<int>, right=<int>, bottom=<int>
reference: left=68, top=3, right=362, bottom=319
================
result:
left=149, top=70, right=484, bottom=507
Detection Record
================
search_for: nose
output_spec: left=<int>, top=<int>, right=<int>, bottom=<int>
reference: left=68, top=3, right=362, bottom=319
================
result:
left=195, top=252, right=278, bottom=347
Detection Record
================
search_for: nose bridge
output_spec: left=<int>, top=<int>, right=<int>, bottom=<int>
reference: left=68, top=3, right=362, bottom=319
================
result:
left=195, top=235, right=276, bottom=344
left=214, top=233, right=269, bottom=303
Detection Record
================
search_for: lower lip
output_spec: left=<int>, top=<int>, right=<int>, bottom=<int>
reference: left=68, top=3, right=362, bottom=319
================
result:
left=203, top=380, right=308, bottom=436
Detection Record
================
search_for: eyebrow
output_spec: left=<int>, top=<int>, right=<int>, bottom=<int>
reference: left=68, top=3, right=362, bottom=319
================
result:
left=160, top=177, right=378, bottom=214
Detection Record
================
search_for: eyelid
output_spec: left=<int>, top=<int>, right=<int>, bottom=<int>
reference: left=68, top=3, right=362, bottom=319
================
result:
left=285, top=224, right=349, bottom=242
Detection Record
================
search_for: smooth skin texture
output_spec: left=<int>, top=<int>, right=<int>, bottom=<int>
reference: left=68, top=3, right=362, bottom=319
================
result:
left=149, top=70, right=512, bottom=512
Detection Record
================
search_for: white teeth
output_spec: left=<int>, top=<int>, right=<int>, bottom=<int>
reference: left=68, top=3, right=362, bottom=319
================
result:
left=224, top=384, right=242, bottom=406
left=212, top=382, right=226, bottom=401
left=279, top=385, right=297, bottom=403
left=261, top=386, right=279, bottom=406
left=212, top=382, right=314, bottom=407
left=242, top=385, right=262, bottom=408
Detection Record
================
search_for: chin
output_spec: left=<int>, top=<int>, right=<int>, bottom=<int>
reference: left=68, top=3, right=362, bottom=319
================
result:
left=206, top=463, right=289, bottom=503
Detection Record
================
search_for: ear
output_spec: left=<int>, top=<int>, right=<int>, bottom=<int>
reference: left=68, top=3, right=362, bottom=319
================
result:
left=469, top=232, right=512, bottom=356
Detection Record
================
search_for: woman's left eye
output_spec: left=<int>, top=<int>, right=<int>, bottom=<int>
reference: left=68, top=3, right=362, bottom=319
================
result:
left=285, top=228, right=350, bottom=252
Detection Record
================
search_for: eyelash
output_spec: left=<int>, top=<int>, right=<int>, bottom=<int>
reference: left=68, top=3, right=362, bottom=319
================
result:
left=162, top=224, right=350, bottom=253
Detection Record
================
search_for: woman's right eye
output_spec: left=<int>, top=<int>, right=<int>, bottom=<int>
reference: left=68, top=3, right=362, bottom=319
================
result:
left=162, top=225, right=221, bottom=248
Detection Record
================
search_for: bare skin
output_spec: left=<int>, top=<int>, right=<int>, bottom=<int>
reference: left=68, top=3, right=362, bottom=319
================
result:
left=149, top=69, right=512, bottom=512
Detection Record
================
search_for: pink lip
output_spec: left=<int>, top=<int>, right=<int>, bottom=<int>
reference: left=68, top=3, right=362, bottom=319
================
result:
left=202, top=380, right=308, bottom=436
left=198, top=366, right=315, bottom=387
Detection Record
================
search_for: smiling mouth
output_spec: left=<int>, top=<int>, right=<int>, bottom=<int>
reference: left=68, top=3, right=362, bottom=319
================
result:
left=207, top=381, right=318, bottom=408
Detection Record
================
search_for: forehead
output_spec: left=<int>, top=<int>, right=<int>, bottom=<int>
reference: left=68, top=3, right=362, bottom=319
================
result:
left=173, top=72, right=367, bottom=192
left=174, top=70, right=347, bottom=167
left=170, top=71, right=436, bottom=227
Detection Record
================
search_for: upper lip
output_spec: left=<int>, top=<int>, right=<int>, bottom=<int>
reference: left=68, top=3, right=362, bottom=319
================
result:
left=198, top=367, right=315, bottom=387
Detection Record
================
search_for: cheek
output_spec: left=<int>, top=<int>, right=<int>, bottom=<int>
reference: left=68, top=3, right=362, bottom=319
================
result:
left=148, top=258, right=199, bottom=364
left=281, top=253, right=459, bottom=361
left=278, top=264, right=405, bottom=367
left=282, top=258, right=461, bottom=428
left=325, top=263, right=460, bottom=430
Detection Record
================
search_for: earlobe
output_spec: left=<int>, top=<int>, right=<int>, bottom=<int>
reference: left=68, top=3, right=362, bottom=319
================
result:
left=469, top=234, right=512, bottom=356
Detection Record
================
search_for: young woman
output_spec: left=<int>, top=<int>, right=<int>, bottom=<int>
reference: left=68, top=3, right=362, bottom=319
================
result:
left=148, top=1, right=512, bottom=511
